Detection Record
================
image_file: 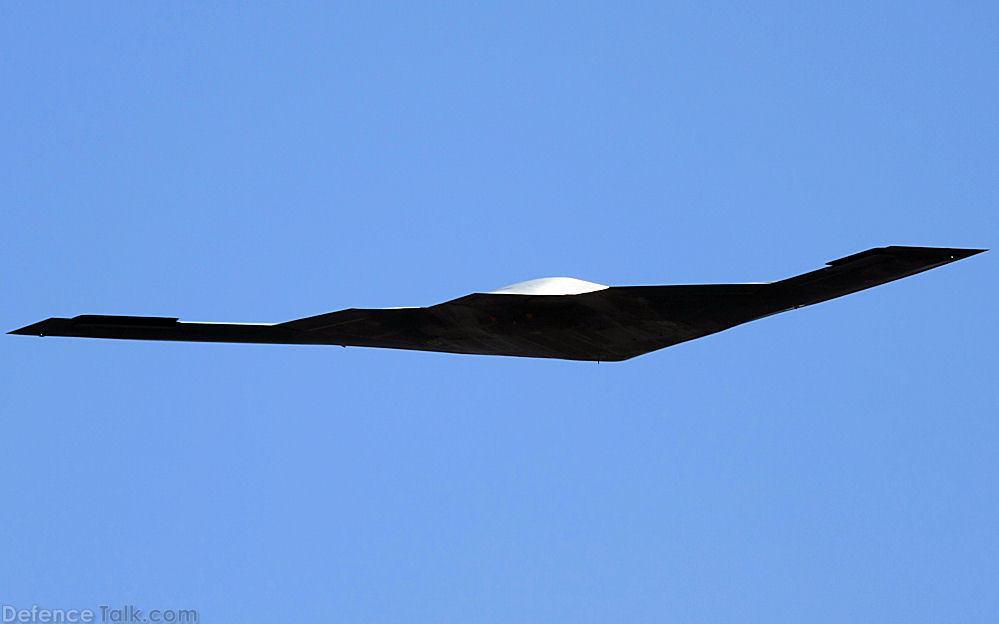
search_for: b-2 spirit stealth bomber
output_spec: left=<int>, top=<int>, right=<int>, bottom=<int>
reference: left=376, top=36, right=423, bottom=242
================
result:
left=10, top=246, right=984, bottom=361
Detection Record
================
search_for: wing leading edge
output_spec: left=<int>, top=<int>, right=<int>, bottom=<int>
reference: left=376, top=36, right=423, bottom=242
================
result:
left=9, top=246, right=985, bottom=361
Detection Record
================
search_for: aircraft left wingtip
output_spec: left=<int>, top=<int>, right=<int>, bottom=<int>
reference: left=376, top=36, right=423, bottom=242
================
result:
left=952, top=248, right=987, bottom=258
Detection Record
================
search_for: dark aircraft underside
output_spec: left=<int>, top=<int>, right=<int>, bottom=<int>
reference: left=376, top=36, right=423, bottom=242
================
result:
left=10, top=246, right=984, bottom=361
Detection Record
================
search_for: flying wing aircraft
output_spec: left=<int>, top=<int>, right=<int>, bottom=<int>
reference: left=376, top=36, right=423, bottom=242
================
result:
left=9, top=246, right=984, bottom=361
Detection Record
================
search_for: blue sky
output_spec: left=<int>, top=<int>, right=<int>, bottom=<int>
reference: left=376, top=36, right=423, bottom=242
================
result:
left=1, top=3, right=995, bottom=622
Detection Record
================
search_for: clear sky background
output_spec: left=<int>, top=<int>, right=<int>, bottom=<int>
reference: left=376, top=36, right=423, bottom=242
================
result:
left=1, top=3, right=996, bottom=622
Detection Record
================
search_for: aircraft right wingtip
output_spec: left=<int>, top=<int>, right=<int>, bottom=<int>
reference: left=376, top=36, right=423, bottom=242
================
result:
left=9, top=321, right=45, bottom=336
left=8, top=318, right=69, bottom=336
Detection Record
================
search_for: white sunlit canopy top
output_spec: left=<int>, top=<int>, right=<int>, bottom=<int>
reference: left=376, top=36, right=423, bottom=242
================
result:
left=488, top=277, right=609, bottom=296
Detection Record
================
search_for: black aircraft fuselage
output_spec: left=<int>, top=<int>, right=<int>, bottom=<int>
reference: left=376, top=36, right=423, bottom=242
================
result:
left=10, top=246, right=984, bottom=361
